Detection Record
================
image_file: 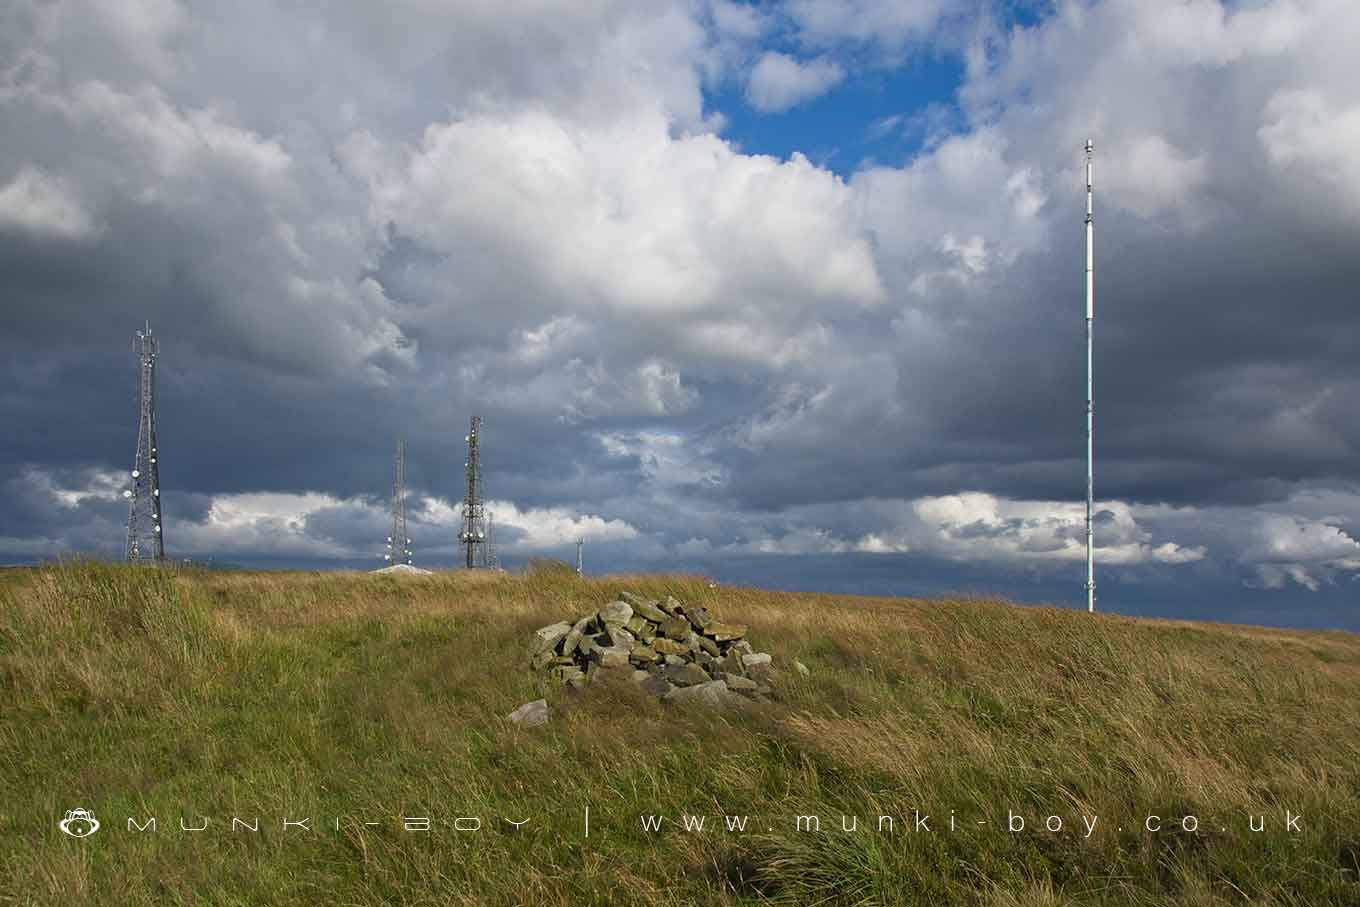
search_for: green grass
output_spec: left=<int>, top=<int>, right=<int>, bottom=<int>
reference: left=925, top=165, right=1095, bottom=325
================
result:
left=2, top=559, right=1358, bottom=905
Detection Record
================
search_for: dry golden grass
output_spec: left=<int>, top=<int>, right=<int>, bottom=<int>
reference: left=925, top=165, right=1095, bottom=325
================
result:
left=1, top=559, right=1358, bottom=905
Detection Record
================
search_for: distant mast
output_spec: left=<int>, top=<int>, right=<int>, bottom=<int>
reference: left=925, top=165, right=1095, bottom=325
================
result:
left=385, top=437, right=412, bottom=567
left=1084, top=140, right=1095, bottom=613
left=125, top=321, right=165, bottom=563
left=458, top=416, right=486, bottom=568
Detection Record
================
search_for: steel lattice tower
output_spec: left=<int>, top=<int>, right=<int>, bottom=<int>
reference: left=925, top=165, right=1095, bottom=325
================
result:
left=125, top=321, right=165, bottom=563
left=458, top=416, right=486, bottom=568
left=385, top=438, right=412, bottom=566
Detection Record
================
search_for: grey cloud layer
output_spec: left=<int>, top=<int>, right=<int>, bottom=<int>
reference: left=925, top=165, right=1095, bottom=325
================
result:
left=1, top=0, right=1358, bottom=624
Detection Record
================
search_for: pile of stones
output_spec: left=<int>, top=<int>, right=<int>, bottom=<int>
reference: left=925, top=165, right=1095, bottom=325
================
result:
left=526, top=591, right=781, bottom=707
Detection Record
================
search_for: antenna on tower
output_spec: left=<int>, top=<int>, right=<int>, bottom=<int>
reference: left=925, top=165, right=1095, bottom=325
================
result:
left=125, top=320, right=165, bottom=563
left=458, top=416, right=487, bottom=568
left=385, top=437, right=412, bottom=566
left=576, top=538, right=583, bottom=576
left=1084, top=139, right=1096, bottom=614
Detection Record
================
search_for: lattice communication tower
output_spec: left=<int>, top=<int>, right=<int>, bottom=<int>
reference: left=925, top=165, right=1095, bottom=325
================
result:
left=458, top=416, right=487, bottom=568
left=385, top=437, right=413, bottom=566
left=125, top=321, right=165, bottom=562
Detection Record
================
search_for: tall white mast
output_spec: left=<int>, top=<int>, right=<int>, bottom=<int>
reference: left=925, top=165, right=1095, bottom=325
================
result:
left=1085, top=139, right=1095, bottom=613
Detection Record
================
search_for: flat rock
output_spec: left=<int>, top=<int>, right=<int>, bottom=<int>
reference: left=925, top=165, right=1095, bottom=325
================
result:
left=629, top=644, right=661, bottom=663
left=651, top=637, right=690, bottom=657
left=704, top=621, right=746, bottom=641
left=590, top=645, right=632, bottom=669
left=685, top=607, right=714, bottom=630
left=724, top=674, right=760, bottom=693
left=531, top=621, right=573, bottom=654
left=507, top=699, right=550, bottom=727
left=718, top=650, right=745, bottom=676
left=607, top=626, right=636, bottom=649
left=661, top=595, right=684, bottom=616
left=632, top=599, right=670, bottom=623
left=741, top=652, right=772, bottom=669
left=560, top=615, right=594, bottom=657
left=552, top=666, right=586, bottom=685
left=598, top=601, right=633, bottom=628
left=664, top=662, right=711, bottom=687
left=694, top=633, right=721, bottom=656
left=663, top=679, right=741, bottom=709
left=661, top=617, right=691, bottom=641
left=640, top=673, right=674, bottom=697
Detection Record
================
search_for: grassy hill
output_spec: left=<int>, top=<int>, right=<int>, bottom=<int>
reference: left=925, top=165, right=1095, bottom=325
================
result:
left=2, top=560, right=1358, bottom=905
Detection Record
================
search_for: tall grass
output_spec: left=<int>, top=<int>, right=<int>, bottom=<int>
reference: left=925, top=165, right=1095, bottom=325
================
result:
left=1, top=560, right=1357, bottom=905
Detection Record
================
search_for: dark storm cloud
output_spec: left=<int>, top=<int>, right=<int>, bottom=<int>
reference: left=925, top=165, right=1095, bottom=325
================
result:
left=1, top=0, right=1358, bottom=624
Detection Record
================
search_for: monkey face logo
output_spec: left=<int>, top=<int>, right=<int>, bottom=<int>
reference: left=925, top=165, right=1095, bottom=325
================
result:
left=59, top=808, right=100, bottom=838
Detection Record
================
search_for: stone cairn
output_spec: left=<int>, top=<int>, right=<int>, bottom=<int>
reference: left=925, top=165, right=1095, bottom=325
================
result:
left=526, top=591, right=779, bottom=708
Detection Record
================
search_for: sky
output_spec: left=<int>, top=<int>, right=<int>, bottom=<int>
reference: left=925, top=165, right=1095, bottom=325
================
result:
left=1, top=0, right=1358, bottom=632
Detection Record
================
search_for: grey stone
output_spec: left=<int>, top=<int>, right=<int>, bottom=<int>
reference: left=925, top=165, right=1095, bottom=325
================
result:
left=742, top=652, right=772, bottom=669
left=732, top=640, right=754, bottom=656
left=664, top=662, right=711, bottom=687
left=663, top=679, right=740, bottom=709
left=590, top=646, right=632, bottom=669
left=553, top=666, right=586, bottom=685
left=718, top=650, right=745, bottom=676
left=693, top=650, right=715, bottom=666
left=685, top=607, right=714, bottom=630
left=704, top=621, right=747, bottom=641
left=624, top=615, right=648, bottom=636
left=531, top=621, right=573, bottom=654
left=507, top=699, right=550, bottom=727
left=660, top=595, right=683, bottom=616
left=663, top=653, right=686, bottom=667
left=724, top=675, right=759, bottom=693
left=640, top=673, right=674, bottom=697
left=661, top=617, right=691, bottom=641
left=694, top=633, right=721, bottom=656
left=651, top=637, right=690, bottom=657
left=629, top=644, right=661, bottom=664
left=599, top=601, right=633, bottom=628
left=560, top=615, right=594, bottom=657
left=607, top=626, right=636, bottom=649
left=632, top=598, right=670, bottom=622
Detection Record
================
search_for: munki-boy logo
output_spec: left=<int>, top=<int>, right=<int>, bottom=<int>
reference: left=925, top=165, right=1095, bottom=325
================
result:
left=59, top=808, right=100, bottom=838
